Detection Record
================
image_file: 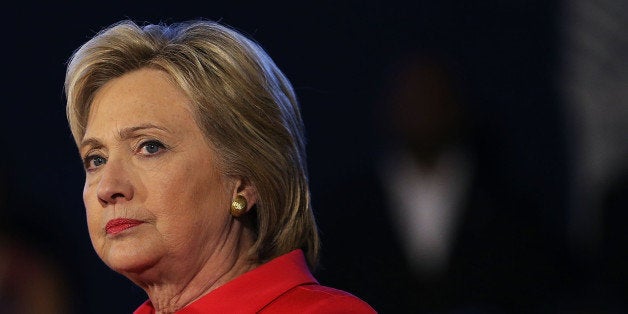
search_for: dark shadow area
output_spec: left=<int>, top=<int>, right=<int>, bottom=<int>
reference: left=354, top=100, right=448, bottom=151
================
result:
left=1, top=1, right=626, bottom=313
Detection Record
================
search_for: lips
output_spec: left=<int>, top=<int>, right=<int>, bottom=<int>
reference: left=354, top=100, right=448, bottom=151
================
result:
left=105, top=218, right=143, bottom=235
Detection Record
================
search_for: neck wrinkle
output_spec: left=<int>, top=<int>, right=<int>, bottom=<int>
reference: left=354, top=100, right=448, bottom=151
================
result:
left=144, top=221, right=258, bottom=313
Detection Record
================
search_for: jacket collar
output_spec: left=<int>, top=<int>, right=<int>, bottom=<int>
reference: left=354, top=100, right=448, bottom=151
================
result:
left=134, top=249, right=316, bottom=313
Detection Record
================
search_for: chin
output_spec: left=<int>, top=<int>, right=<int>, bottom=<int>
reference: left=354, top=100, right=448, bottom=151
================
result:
left=98, top=237, right=163, bottom=276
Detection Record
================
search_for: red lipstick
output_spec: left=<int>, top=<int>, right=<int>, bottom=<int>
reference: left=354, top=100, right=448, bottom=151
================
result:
left=105, top=218, right=143, bottom=235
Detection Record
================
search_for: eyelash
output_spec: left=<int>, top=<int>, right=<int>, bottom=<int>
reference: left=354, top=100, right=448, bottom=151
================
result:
left=83, top=154, right=106, bottom=172
left=138, top=140, right=166, bottom=156
left=82, top=140, right=167, bottom=172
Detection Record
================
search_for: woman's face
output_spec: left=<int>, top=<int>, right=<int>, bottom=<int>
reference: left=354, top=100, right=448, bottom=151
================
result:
left=80, top=68, right=236, bottom=279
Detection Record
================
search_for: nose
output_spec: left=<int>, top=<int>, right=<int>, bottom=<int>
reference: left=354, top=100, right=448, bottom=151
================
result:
left=96, top=159, right=134, bottom=206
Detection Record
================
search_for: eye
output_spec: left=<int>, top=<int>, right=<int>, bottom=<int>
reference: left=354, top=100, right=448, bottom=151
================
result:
left=139, top=140, right=166, bottom=156
left=84, top=155, right=107, bottom=171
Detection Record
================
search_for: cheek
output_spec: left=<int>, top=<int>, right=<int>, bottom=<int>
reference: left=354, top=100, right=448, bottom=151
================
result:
left=143, top=174, right=194, bottom=230
left=82, top=180, right=90, bottom=205
left=82, top=181, right=102, bottom=238
left=83, top=179, right=98, bottom=211
left=152, top=169, right=229, bottom=222
left=82, top=176, right=100, bottom=210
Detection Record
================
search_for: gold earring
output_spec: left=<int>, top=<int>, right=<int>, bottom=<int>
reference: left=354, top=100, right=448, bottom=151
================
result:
left=230, top=195, right=247, bottom=217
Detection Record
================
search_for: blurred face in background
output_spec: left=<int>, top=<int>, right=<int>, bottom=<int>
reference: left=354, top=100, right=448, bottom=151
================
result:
left=80, top=68, right=238, bottom=281
left=381, top=56, right=465, bottom=166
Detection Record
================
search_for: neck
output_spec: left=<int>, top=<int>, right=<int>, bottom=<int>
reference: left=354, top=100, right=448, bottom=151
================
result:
left=131, top=223, right=258, bottom=313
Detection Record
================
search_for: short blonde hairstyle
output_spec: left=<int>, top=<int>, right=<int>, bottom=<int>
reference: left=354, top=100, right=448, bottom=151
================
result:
left=64, top=20, right=320, bottom=269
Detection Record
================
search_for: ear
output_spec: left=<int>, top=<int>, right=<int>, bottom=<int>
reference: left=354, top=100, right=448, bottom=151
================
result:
left=231, top=177, right=258, bottom=212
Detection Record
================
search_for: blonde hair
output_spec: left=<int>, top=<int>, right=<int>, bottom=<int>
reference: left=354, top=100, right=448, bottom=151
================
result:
left=64, top=20, right=320, bottom=268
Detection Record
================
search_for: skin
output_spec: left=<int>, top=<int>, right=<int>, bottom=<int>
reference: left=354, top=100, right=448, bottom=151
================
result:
left=80, top=68, right=258, bottom=313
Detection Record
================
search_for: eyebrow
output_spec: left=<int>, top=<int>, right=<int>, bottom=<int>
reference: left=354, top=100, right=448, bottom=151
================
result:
left=79, top=123, right=172, bottom=152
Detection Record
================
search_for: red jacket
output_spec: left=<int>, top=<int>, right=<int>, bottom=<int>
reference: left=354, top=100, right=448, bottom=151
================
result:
left=134, top=249, right=377, bottom=313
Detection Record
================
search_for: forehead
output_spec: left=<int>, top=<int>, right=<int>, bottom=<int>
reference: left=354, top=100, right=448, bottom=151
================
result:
left=85, top=68, right=196, bottom=137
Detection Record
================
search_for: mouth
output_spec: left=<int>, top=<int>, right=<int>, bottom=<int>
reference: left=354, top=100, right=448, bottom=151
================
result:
left=105, top=218, right=143, bottom=235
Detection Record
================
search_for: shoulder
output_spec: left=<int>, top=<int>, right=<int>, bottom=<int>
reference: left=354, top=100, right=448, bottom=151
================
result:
left=261, top=283, right=377, bottom=314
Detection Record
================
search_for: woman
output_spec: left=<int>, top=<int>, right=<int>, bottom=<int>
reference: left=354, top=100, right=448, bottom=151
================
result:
left=64, top=19, right=376, bottom=313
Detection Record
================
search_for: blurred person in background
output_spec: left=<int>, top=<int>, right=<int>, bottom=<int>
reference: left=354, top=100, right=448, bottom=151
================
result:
left=315, top=51, right=565, bottom=313
left=554, top=0, right=628, bottom=311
